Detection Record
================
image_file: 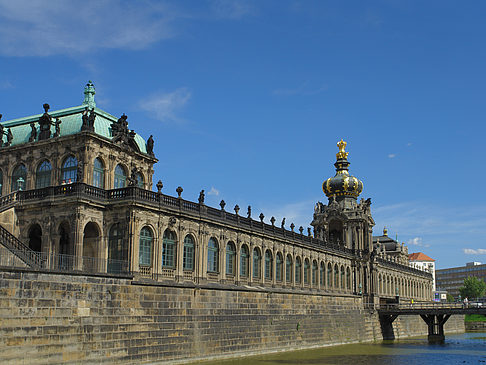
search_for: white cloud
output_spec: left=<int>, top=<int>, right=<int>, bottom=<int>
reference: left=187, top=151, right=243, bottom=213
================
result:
left=407, top=237, right=430, bottom=248
left=407, top=142, right=413, bottom=147
left=0, top=80, right=13, bottom=89
left=139, top=88, right=191, bottom=123
left=0, top=0, right=177, bottom=56
left=207, top=187, right=220, bottom=196
left=210, top=0, right=255, bottom=19
left=388, top=153, right=396, bottom=158
left=463, top=248, right=486, bottom=255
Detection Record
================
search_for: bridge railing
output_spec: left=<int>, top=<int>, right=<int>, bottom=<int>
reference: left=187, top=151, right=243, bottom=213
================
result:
left=377, top=302, right=473, bottom=311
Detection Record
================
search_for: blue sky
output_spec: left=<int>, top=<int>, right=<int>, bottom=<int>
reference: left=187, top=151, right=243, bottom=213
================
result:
left=1, top=0, right=485, bottom=269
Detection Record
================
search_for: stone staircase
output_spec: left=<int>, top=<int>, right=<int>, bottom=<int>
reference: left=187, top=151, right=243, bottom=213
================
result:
left=0, top=223, right=41, bottom=268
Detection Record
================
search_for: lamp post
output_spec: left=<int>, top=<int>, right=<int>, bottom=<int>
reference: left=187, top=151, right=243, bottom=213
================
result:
left=17, top=177, right=24, bottom=191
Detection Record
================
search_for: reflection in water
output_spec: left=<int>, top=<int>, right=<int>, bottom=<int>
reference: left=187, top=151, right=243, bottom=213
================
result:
left=201, top=333, right=486, bottom=365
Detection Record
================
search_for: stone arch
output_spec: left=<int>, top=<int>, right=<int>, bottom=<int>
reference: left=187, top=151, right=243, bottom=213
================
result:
left=83, top=221, right=101, bottom=272
left=28, top=223, right=42, bottom=253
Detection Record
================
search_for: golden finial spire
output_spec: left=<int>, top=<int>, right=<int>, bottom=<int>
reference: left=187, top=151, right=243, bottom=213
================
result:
left=383, top=227, right=388, bottom=236
left=336, top=139, right=349, bottom=160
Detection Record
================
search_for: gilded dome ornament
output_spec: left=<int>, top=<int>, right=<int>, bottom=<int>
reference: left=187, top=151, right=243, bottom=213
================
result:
left=322, top=139, right=363, bottom=200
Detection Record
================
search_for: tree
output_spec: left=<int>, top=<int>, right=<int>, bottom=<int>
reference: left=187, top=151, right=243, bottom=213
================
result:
left=459, top=276, right=486, bottom=300
left=446, top=293, right=455, bottom=302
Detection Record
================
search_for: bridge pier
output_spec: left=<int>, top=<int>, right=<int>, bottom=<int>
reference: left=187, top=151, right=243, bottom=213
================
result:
left=420, top=314, right=451, bottom=343
left=379, top=314, right=398, bottom=340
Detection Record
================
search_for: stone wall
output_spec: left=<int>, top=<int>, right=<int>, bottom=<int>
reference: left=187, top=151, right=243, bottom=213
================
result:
left=466, top=321, right=486, bottom=331
left=0, top=269, right=464, bottom=365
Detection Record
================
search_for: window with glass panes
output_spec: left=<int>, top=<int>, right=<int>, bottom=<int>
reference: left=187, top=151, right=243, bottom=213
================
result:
left=61, top=156, right=77, bottom=183
left=207, top=238, right=218, bottom=272
left=240, top=245, right=249, bottom=277
left=334, top=265, right=339, bottom=288
left=139, top=227, right=153, bottom=266
left=286, top=255, right=292, bottom=283
left=36, top=160, right=52, bottom=189
left=312, top=261, right=318, bottom=285
left=346, top=268, right=351, bottom=289
left=11, top=164, right=27, bottom=191
left=162, top=230, right=176, bottom=268
left=114, top=164, right=127, bottom=188
left=93, top=158, right=104, bottom=188
left=276, top=253, right=283, bottom=281
left=135, top=173, right=144, bottom=189
left=320, top=262, right=324, bottom=286
left=341, top=266, right=345, bottom=288
left=304, top=259, right=310, bottom=284
left=295, top=257, right=302, bottom=284
left=226, top=242, right=236, bottom=275
left=327, top=263, right=332, bottom=287
left=253, top=248, right=261, bottom=279
left=183, top=235, right=195, bottom=270
left=264, top=250, right=272, bottom=280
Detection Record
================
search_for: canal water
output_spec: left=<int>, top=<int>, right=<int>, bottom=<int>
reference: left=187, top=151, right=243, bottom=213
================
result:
left=202, top=332, right=486, bottom=365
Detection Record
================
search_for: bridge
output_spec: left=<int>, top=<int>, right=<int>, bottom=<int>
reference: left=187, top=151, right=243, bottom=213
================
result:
left=377, top=302, right=485, bottom=342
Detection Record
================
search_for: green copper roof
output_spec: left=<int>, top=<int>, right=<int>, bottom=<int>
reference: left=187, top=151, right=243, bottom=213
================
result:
left=0, top=83, right=148, bottom=154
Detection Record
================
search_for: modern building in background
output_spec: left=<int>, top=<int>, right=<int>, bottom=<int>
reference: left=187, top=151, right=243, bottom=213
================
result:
left=436, top=262, right=486, bottom=298
left=409, top=252, right=436, bottom=291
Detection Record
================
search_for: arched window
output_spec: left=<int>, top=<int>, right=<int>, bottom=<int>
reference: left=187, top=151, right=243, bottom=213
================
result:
left=162, top=230, right=176, bottom=268
left=286, top=255, right=292, bottom=284
left=226, top=241, right=236, bottom=275
left=108, top=223, right=126, bottom=273
left=312, top=260, right=318, bottom=286
left=276, top=253, right=283, bottom=282
left=135, top=172, right=144, bottom=189
left=341, top=266, right=345, bottom=289
left=346, top=267, right=351, bottom=289
left=207, top=238, right=219, bottom=273
left=93, top=158, right=104, bottom=188
left=334, top=264, right=339, bottom=288
left=295, top=257, right=302, bottom=284
left=183, top=235, right=195, bottom=271
left=327, top=263, right=332, bottom=287
left=264, top=250, right=272, bottom=280
left=304, top=258, right=310, bottom=285
left=253, top=247, right=261, bottom=279
left=139, top=226, right=153, bottom=267
left=0, top=169, right=3, bottom=195
left=320, top=262, right=325, bottom=286
left=61, top=155, right=77, bottom=183
left=240, top=245, right=249, bottom=277
left=35, top=160, right=52, bottom=189
left=114, top=164, right=127, bottom=188
left=28, top=224, right=42, bottom=252
left=11, top=164, right=27, bottom=191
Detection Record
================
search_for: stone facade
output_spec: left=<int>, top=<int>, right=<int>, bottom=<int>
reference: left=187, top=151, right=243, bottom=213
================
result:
left=0, top=270, right=465, bottom=365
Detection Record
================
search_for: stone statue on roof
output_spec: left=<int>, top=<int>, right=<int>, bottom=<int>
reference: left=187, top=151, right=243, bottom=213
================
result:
left=38, top=103, right=53, bottom=140
left=54, top=118, right=61, bottom=138
left=146, top=135, right=154, bottom=157
left=5, top=128, right=13, bottom=147
left=29, top=122, right=37, bottom=142
left=111, top=114, right=140, bottom=153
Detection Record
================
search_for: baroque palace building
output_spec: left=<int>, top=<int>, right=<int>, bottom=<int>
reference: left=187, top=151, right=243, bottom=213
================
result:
left=0, top=82, right=432, bottom=303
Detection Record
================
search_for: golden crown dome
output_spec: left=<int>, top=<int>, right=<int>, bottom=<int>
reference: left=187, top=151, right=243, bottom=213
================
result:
left=322, top=139, right=363, bottom=199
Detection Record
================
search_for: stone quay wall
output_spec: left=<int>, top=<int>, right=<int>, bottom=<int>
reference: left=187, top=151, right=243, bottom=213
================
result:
left=466, top=321, right=486, bottom=331
left=0, top=269, right=464, bottom=365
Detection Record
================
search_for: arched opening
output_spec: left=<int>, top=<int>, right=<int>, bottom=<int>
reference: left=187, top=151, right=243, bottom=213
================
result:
left=276, top=253, right=283, bottom=282
left=58, top=222, right=71, bottom=270
left=240, top=244, right=249, bottom=277
left=162, top=229, right=177, bottom=269
left=303, top=258, right=310, bottom=285
left=139, top=226, right=153, bottom=274
left=295, top=257, right=302, bottom=284
left=312, top=260, right=318, bottom=286
left=264, top=249, right=272, bottom=280
left=93, top=157, right=105, bottom=188
left=108, top=223, right=127, bottom=274
left=320, top=262, right=325, bottom=287
left=114, top=164, right=127, bottom=189
left=83, top=222, right=100, bottom=272
left=61, top=155, right=78, bottom=184
left=11, top=164, right=27, bottom=191
left=226, top=241, right=236, bottom=276
left=329, top=219, right=343, bottom=245
left=183, top=235, right=195, bottom=271
left=286, top=255, right=292, bottom=284
left=252, top=247, right=261, bottom=279
left=207, top=237, right=219, bottom=273
left=327, top=262, right=332, bottom=288
left=28, top=224, right=42, bottom=252
left=334, top=264, right=339, bottom=288
left=35, top=160, right=52, bottom=189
